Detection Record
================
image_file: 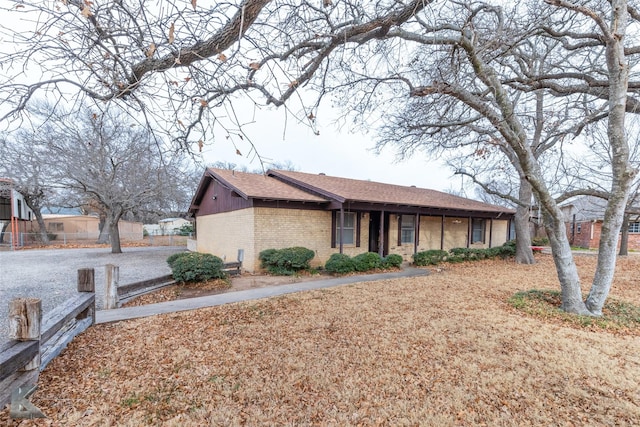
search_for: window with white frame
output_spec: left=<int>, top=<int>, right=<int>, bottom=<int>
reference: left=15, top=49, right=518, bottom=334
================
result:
left=400, top=215, right=415, bottom=244
left=335, top=212, right=356, bottom=245
left=629, top=222, right=640, bottom=233
left=471, top=218, right=486, bottom=244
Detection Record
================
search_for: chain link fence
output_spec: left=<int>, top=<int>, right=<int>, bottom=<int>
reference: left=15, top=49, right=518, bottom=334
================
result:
left=0, top=232, right=190, bottom=250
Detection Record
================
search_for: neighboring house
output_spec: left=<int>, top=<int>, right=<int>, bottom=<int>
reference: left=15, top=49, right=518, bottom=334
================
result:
left=0, top=179, right=34, bottom=247
left=561, top=195, right=640, bottom=250
left=188, top=168, right=515, bottom=272
left=144, top=218, right=193, bottom=236
left=28, top=214, right=144, bottom=242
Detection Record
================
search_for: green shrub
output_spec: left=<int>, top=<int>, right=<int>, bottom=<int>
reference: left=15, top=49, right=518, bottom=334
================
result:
left=258, top=249, right=278, bottom=268
left=383, top=254, right=404, bottom=268
left=531, top=237, right=549, bottom=246
left=414, top=243, right=516, bottom=266
left=496, top=241, right=516, bottom=258
left=413, top=250, right=448, bottom=266
left=352, top=252, right=383, bottom=272
left=166, top=251, right=190, bottom=268
left=448, top=247, right=488, bottom=262
left=176, top=223, right=194, bottom=236
left=325, top=253, right=356, bottom=274
left=170, top=252, right=225, bottom=283
left=259, top=247, right=315, bottom=275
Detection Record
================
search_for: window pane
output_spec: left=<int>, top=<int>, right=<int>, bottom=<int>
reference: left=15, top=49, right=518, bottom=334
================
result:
left=335, top=212, right=355, bottom=245
left=472, top=219, right=485, bottom=243
left=401, top=215, right=415, bottom=244
left=343, top=213, right=355, bottom=228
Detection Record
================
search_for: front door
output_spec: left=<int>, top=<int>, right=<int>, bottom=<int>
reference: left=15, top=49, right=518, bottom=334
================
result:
left=369, top=211, right=390, bottom=256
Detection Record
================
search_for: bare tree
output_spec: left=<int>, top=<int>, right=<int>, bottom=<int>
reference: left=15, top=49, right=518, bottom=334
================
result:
left=29, top=105, right=190, bottom=253
left=1, top=1, right=638, bottom=314
left=0, top=131, right=54, bottom=243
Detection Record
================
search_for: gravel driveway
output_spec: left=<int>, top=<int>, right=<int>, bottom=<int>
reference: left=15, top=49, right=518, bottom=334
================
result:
left=0, top=246, right=186, bottom=341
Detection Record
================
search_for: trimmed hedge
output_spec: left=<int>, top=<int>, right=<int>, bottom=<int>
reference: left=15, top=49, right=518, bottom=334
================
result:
left=324, top=252, right=404, bottom=274
left=259, top=246, right=315, bottom=275
left=413, top=242, right=516, bottom=266
left=413, top=250, right=448, bottom=266
left=167, top=251, right=190, bottom=268
left=352, top=252, right=383, bottom=272
left=168, top=252, right=226, bottom=283
left=383, top=254, right=403, bottom=268
left=324, top=253, right=356, bottom=274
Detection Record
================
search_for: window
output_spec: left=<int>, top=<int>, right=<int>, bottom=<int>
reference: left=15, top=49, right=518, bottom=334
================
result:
left=576, top=223, right=582, bottom=234
left=629, top=222, right=640, bottom=233
left=335, top=212, right=356, bottom=245
left=400, top=215, right=415, bottom=244
left=471, top=219, right=485, bottom=244
left=49, top=222, right=64, bottom=232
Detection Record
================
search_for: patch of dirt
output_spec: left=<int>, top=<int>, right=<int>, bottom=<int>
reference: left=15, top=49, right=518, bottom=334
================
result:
left=2, top=254, right=640, bottom=426
left=122, top=272, right=333, bottom=307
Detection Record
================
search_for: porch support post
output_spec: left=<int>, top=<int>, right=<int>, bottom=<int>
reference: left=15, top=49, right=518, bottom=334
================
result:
left=339, top=206, right=344, bottom=254
left=414, top=213, right=419, bottom=255
left=378, top=210, right=385, bottom=257
left=489, top=218, right=494, bottom=248
left=440, top=215, right=445, bottom=250
left=467, top=217, right=472, bottom=248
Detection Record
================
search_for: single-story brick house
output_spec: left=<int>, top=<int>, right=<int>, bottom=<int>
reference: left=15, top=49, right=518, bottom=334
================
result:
left=561, top=196, right=640, bottom=250
left=188, top=168, right=516, bottom=272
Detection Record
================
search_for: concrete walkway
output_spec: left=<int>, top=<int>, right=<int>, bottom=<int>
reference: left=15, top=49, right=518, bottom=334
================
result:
left=96, top=267, right=429, bottom=324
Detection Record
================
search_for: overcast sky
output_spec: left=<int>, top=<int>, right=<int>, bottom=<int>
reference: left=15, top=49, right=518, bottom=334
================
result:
left=200, top=106, right=458, bottom=193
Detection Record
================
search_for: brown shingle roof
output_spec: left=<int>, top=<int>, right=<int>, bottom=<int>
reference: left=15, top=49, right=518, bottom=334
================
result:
left=208, top=168, right=327, bottom=203
left=269, top=170, right=513, bottom=214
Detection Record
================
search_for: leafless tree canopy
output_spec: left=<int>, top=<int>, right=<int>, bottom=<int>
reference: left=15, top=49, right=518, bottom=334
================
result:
left=0, top=0, right=429, bottom=149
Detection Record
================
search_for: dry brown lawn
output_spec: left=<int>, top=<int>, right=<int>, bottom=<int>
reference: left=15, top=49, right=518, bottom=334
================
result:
left=2, top=254, right=640, bottom=426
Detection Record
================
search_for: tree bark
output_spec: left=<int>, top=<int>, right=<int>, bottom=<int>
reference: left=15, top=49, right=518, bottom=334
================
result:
left=32, top=209, right=50, bottom=245
left=96, top=211, right=109, bottom=244
left=541, top=206, right=592, bottom=315
left=107, top=210, right=123, bottom=254
left=586, top=0, right=633, bottom=315
left=619, top=213, right=629, bottom=256
left=515, top=178, right=535, bottom=264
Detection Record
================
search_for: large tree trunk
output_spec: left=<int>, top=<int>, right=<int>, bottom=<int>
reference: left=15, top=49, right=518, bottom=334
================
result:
left=109, top=221, right=122, bottom=253
left=541, top=205, right=592, bottom=315
left=96, top=210, right=109, bottom=244
left=585, top=0, right=634, bottom=316
left=515, top=178, right=535, bottom=264
left=32, top=209, right=50, bottom=245
left=108, top=212, right=123, bottom=254
left=619, top=213, right=629, bottom=256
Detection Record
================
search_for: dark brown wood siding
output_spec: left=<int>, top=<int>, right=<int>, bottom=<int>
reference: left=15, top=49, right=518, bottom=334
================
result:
left=198, top=180, right=253, bottom=215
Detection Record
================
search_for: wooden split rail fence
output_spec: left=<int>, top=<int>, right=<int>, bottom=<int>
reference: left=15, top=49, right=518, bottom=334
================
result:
left=0, top=268, right=96, bottom=409
left=1, top=257, right=243, bottom=412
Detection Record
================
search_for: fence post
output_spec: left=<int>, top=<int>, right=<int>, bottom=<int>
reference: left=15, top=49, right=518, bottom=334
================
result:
left=9, top=298, right=42, bottom=370
left=105, top=264, right=119, bottom=310
left=77, top=268, right=96, bottom=324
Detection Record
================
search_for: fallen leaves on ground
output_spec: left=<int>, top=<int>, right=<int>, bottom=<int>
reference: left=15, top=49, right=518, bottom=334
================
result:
left=122, top=279, right=231, bottom=307
left=2, top=254, right=640, bottom=426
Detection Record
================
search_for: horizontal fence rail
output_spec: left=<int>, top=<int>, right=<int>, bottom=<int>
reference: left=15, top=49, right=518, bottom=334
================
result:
left=0, top=269, right=96, bottom=409
left=1, top=257, right=243, bottom=412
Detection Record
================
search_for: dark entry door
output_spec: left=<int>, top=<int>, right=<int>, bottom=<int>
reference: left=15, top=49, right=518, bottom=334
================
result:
left=369, top=211, right=390, bottom=256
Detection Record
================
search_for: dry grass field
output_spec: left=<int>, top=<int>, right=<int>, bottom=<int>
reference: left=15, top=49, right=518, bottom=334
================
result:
left=2, top=253, right=639, bottom=426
